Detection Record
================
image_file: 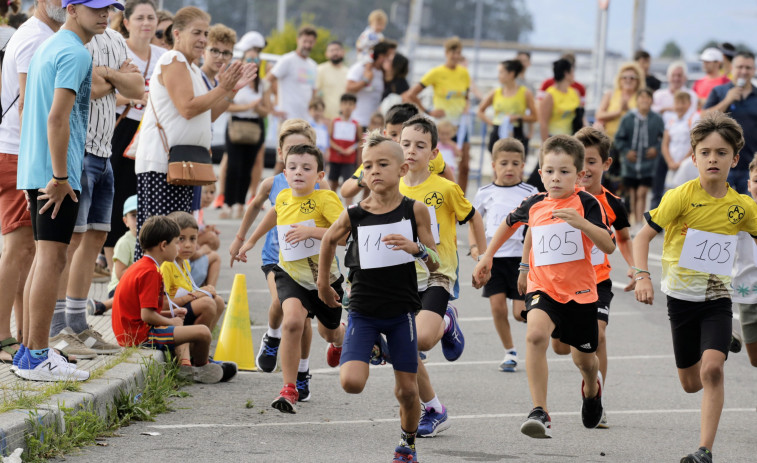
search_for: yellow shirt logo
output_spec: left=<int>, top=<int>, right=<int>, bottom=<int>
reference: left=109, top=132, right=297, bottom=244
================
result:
left=728, top=205, right=745, bottom=224
left=300, top=199, right=316, bottom=214
left=424, top=191, right=444, bottom=209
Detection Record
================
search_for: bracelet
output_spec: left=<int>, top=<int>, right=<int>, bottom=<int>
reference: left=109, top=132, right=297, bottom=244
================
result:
left=413, top=242, right=428, bottom=260
left=236, top=234, right=245, bottom=241
left=53, top=178, right=68, bottom=185
left=632, top=266, right=650, bottom=275
left=634, top=275, right=651, bottom=281
left=518, top=268, right=530, bottom=273
left=53, top=175, right=68, bottom=181
left=518, top=262, right=530, bottom=268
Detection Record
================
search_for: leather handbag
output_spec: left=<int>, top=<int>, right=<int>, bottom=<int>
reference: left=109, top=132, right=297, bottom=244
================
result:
left=149, top=95, right=216, bottom=186
left=227, top=119, right=262, bottom=145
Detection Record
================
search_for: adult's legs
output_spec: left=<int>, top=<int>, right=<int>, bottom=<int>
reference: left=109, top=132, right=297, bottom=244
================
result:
left=0, top=226, right=35, bottom=351
left=457, top=141, right=470, bottom=194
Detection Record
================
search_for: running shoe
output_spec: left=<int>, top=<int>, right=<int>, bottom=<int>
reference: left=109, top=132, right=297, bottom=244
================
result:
left=499, top=350, right=518, bottom=372
left=419, top=351, right=428, bottom=363
left=581, top=371, right=604, bottom=429
left=296, top=370, right=312, bottom=402
left=392, top=445, right=417, bottom=462
left=681, top=447, right=713, bottom=463
left=441, top=304, right=464, bottom=361
left=212, top=193, right=225, bottom=209
left=417, top=405, right=450, bottom=437
left=256, top=334, right=280, bottom=373
left=730, top=332, right=742, bottom=353
left=86, top=298, right=107, bottom=316
left=271, top=384, right=298, bottom=414
left=11, top=344, right=26, bottom=373
left=370, top=334, right=391, bottom=365
left=192, top=362, right=223, bottom=384
left=520, top=406, right=552, bottom=438
left=209, top=358, right=238, bottom=382
left=49, top=328, right=97, bottom=359
left=15, top=349, right=90, bottom=382
left=77, top=327, right=122, bottom=354
left=597, top=410, right=609, bottom=429
left=326, top=343, right=342, bottom=368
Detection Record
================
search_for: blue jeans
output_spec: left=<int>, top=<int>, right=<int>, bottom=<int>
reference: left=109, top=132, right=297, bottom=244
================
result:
left=74, top=153, right=114, bottom=233
left=728, top=168, right=749, bottom=195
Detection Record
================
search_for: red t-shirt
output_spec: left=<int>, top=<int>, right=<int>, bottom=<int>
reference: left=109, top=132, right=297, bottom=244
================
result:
left=692, top=75, right=730, bottom=100
left=328, top=117, right=360, bottom=164
left=112, top=256, right=165, bottom=347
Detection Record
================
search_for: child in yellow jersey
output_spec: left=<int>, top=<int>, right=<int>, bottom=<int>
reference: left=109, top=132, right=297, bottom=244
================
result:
left=236, top=144, right=346, bottom=414
left=340, top=103, right=453, bottom=201
left=634, top=112, right=757, bottom=463
left=399, top=115, right=487, bottom=437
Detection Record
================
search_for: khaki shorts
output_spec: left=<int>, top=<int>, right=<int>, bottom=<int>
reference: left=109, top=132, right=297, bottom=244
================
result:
left=0, top=153, right=31, bottom=235
left=737, top=303, right=757, bottom=344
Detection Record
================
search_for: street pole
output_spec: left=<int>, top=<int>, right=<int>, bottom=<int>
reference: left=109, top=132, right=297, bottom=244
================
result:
left=403, top=0, right=423, bottom=79
left=472, top=0, right=483, bottom=85
left=277, top=0, right=286, bottom=32
left=593, top=0, right=610, bottom=109
left=630, top=0, right=646, bottom=57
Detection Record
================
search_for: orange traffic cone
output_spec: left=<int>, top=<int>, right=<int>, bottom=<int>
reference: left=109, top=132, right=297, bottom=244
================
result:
left=214, top=274, right=256, bottom=370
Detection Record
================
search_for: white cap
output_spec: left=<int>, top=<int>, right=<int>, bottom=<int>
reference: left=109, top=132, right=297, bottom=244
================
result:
left=700, top=47, right=724, bottom=62
left=235, top=31, right=266, bottom=54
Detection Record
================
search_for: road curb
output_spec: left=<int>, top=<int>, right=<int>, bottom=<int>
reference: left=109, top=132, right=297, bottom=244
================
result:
left=0, top=349, right=164, bottom=457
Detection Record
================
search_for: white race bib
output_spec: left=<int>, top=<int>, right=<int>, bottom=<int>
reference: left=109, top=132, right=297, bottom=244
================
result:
left=531, top=222, right=585, bottom=267
left=174, top=287, right=190, bottom=298
left=357, top=220, right=416, bottom=269
left=678, top=228, right=736, bottom=275
left=427, top=206, right=441, bottom=244
left=333, top=121, right=356, bottom=142
left=277, top=220, right=320, bottom=261
left=590, top=245, right=605, bottom=266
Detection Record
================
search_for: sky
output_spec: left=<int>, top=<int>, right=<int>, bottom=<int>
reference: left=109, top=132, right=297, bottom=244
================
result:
left=526, top=0, right=756, bottom=59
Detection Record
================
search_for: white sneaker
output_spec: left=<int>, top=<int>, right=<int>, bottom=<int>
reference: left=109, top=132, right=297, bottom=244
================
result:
left=15, top=349, right=90, bottom=382
left=192, top=362, right=223, bottom=384
left=499, top=351, right=518, bottom=372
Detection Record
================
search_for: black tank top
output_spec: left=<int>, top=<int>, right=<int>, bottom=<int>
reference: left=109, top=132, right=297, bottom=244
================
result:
left=345, top=197, right=422, bottom=318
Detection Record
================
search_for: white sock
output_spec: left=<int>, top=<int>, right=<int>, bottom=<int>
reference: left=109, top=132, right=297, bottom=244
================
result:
left=267, top=326, right=282, bottom=338
left=443, top=315, right=451, bottom=332
left=298, top=358, right=309, bottom=373
left=423, top=395, right=443, bottom=411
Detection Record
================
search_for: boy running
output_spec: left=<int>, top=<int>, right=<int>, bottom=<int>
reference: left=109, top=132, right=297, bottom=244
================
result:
left=474, top=134, right=615, bottom=438
left=470, top=138, right=537, bottom=372
left=318, top=131, right=439, bottom=463
left=634, top=112, right=757, bottom=463
left=236, top=144, right=346, bottom=413
left=400, top=115, right=487, bottom=436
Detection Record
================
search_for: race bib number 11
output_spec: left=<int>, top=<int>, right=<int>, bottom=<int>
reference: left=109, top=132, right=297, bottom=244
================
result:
left=531, top=222, right=585, bottom=267
left=278, top=220, right=319, bottom=261
left=357, top=220, right=415, bottom=269
left=678, top=228, right=736, bottom=275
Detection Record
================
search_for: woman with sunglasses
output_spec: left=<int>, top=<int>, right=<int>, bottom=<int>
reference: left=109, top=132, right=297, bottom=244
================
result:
left=105, top=0, right=167, bottom=269
left=595, top=62, right=645, bottom=141
left=151, top=9, right=172, bottom=50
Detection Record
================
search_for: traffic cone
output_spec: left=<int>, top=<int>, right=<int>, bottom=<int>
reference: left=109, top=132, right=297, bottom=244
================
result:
left=214, top=274, right=256, bottom=370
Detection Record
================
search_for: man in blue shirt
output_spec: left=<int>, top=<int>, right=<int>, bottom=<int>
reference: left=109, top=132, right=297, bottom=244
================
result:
left=14, top=0, right=125, bottom=382
left=704, top=51, right=757, bottom=194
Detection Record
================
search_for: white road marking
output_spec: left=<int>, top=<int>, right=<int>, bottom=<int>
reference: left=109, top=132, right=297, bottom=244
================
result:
left=147, top=407, right=752, bottom=429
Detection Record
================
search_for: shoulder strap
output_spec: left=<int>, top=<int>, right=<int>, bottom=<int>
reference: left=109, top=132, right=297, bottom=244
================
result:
left=1, top=93, right=19, bottom=119
left=115, top=47, right=151, bottom=128
left=149, top=93, right=169, bottom=154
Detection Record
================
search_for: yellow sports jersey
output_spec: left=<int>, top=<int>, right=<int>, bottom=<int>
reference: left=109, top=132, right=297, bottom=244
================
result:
left=352, top=154, right=446, bottom=180
left=400, top=174, right=475, bottom=296
left=420, top=65, right=470, bottom=125
left=275, top=188, right=344, bottom=290
left=161, top=259, right=193, bottom=298
left=646, top=179, right=757, bottom=302
left=546, top=86, right=580, bottom=136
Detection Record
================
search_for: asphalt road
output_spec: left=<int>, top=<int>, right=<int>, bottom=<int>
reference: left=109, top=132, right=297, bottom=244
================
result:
left=58, top=201, right=757, bottom=463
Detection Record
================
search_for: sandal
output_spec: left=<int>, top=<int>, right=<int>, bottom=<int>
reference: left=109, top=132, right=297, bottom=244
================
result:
left=0, top=337, right=19, bottom=364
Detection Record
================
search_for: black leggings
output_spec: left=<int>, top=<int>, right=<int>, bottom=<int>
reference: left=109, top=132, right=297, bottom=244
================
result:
left=224, top=117, right=264, bottom=206
left=105, top=115, right=140, bottom=247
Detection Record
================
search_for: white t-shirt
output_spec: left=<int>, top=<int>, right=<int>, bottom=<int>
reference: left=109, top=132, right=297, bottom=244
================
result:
left=472, top=182, right=538, bottom=258
left=135, top=51, right=211, bottom=174
left=346, top=60, right=384, bottom=127
left=85, top=28, right=129, bottom=158
left=652, top=86, right=697, bottom=120
left=732, top=231, right=757, bottom=304
left=663, top=112, right=700, bottom=189
left=270, top=51, right=317, bottom=121
left=115, top=44, right=167, bottom=122
left=0, top=17, right=54, bottom=155
left=230, top=80, right=270, bottom=119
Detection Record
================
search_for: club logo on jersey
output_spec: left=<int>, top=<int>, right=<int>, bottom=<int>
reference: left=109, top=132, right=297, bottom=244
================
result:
left=300, top=199, right=316, bottom=214
left=424, top=191, right=444, bottom=209
left=728, top=205, right=745, bottom=224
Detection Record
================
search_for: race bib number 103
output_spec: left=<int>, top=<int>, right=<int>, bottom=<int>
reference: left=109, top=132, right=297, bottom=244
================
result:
left=678, top=228, right=736, bottom=275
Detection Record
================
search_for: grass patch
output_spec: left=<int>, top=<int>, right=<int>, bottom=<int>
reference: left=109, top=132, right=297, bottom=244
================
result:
left=22, top=354, right=189, bottom=462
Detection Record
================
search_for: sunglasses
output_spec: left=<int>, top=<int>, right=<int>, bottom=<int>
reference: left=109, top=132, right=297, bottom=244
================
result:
left=620, top=75, right=638, bottom=81
left=208, top=48, right=234, bottom=59
left=245, top=57, right=260, bottom=64
left=155, top=29, right=165, bottom=40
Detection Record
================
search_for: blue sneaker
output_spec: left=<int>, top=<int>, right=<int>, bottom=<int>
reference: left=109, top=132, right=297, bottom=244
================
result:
left=296, top=370, right=311, bottom=402
left=417, top=405, right=450, bottom=437
left=419, top=351, right=428, bottom=363
left=370, top=334, right=391, bottom=365
left=15, top=349, right=89, bottom=382
left=499, top=350, right=518, bottom=372
left=11, top=344, right=26, bottom=373
left=441, top=304, right=464, bottom=361
left=392, top=445, right=417, bottom=462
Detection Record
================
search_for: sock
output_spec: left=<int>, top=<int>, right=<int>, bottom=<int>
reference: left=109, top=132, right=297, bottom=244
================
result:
left=180, top=358, right=192, bottom=366
left=49, top=299, right=67, bottom=337
left=267, top=326, right=282, bottom=338
left=399, top=428, right=416, bottom=449
left=507, top=348, right=517, bottom=355
left=65, top=296, right=89, bottom=333
left=443, top=315, right=451, bottom=333
left=29, top=348, right=49, bottom=359
left=298, top=358, right=309, bottom=373
left=423, top=395, right=443, bottom=412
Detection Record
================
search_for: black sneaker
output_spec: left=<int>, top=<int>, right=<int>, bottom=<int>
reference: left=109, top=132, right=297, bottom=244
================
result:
left=520, top=407, right=552, bottom=438
left=581, top=371, right=604, bottom=429
left=210, top=359, right=237, bottom=382
left=256, top=334, right=280, bottom=373
left=296, top=370, right=312, bottom=402
left=681, top=446, right=713, bottom=463
left=730, top=333, right=742, bottom=353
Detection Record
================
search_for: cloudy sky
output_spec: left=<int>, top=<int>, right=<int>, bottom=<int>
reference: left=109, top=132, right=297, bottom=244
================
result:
left=527, top=0, right=755, bottom=59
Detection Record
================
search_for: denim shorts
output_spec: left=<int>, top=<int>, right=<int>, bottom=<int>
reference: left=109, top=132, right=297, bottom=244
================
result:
left=74, top=153, right=114, bottom=233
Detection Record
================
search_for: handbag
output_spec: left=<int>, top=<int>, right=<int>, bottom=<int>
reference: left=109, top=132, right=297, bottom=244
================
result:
left=149, top=94, right=216, bottom=186
left=227, top=118, right=262, bottom=145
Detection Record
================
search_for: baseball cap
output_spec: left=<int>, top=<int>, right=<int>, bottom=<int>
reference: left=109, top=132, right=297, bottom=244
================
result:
left=700, top=47, right=724, bottom=62
left=62, top=0, right=125, bottom=10
left=235, top=31, right=266, bottom=54
left=123, top=194, right=137, bottom=216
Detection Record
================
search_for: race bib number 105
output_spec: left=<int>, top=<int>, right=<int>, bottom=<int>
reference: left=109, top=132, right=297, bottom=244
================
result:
left=278, top=220, right=319, bottom=261
left=678, top=228, right=736, bottom=275
left=531, top=222, right=585, bottom=267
